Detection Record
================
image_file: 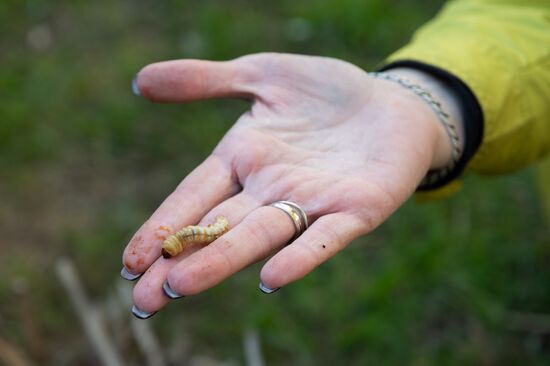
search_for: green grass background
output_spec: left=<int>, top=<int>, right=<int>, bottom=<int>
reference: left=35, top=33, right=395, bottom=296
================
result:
left=1, top=0, right=549, bottom=365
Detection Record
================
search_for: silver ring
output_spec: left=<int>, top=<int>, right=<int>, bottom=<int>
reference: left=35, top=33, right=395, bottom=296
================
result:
left=270, top=200, right=309, bottom=241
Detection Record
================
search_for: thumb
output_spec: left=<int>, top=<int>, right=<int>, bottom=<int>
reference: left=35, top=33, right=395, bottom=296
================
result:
left=133, top=58, right=259, bottom=103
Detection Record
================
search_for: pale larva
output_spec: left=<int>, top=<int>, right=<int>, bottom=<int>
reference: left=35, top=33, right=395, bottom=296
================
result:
left=161, top=216, right=229, bottom=258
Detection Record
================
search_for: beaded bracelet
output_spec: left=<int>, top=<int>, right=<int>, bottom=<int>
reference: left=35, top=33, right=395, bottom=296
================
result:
left=369, top=71, right=462, bottom=189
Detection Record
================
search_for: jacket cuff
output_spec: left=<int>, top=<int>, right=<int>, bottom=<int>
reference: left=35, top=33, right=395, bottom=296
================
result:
left=378, top=60, right=484, bottom=191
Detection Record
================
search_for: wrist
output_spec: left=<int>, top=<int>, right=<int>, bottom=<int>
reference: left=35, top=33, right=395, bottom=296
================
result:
left=382, top=67, right=465, bottom=170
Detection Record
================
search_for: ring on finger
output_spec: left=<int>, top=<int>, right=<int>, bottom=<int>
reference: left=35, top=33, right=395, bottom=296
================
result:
left=269, top=200, right=308, bottom=241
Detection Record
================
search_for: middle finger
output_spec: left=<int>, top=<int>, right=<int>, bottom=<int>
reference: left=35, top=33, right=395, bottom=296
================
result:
left=132, top=192, right=260, bottom=314
left=164, top=203, right=300, bottom=297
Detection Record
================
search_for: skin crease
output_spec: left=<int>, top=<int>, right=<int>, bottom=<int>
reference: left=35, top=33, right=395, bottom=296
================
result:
left=123, top=53, right=461, bottom=313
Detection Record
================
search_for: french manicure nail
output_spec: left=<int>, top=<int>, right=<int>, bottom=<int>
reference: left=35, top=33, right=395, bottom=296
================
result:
left=120, top=267, right=142, bottom=281
left=131, top=75, right=141, bottom=96
left=259, top=281, right=280, bottom=294
left=162, top=281, right=184, bottom=299
left=131, top=305, right=156, bottom=320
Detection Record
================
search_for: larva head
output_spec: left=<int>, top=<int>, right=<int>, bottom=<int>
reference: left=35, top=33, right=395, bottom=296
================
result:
left=161, top=247, right=173, bottom=259
left=161, top=237, right=180, bottom=259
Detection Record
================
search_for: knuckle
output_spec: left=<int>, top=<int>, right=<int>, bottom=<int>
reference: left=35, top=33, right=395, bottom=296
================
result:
left=314, top=220, right=342, bottom=246
left=169, top=247, right=233, bottom=296
left=245, top=209, right=276, bottom=245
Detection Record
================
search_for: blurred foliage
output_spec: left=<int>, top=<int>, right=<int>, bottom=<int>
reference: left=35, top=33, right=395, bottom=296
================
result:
left=0, top=0, right=549, bottom=365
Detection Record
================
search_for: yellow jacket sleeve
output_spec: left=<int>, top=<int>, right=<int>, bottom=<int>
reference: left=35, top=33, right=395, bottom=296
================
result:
left=384, top=0, right=550, bottom=175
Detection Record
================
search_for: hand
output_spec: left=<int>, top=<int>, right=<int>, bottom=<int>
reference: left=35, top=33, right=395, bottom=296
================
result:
left=122, top=53, right=455, bottom=315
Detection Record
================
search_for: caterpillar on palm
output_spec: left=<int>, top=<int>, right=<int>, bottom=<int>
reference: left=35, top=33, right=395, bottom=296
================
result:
left=161, top=216, right=229, bottom=259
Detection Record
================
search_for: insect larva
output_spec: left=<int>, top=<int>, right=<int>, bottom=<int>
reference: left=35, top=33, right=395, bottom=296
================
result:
left=161, top=216, right=229, bottom=259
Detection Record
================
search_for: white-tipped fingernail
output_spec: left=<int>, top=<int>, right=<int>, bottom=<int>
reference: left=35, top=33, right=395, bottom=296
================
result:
left=120, top=267, right=142, bottom=281
left=162, top=281, right=184, bottom=299
left=259, top=281, right=280, bottom=294
left=131, top=305, right=156, bottom=320
left=132, top=75, right=141, bottom=96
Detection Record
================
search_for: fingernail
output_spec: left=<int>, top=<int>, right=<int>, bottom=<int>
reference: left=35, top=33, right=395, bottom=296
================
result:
left=131, top=75, right=141, bottom=96
left=162, top=281, right=184, bottom=299
left=259, top=281, right=280, bottom=294
left=120, top=267, right=142, bottom=281
left=131, top=305, right=156, bottom=319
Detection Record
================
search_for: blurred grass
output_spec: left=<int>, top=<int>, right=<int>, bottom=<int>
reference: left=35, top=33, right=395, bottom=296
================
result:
left=1, top=0, right=549, bottom=365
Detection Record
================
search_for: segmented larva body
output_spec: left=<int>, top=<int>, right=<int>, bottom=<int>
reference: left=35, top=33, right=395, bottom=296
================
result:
left=161, top=216, right=229, bottom=259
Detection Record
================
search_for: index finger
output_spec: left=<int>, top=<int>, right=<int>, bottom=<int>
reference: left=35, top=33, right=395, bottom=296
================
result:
left=122, top=154, right=239, bottom=277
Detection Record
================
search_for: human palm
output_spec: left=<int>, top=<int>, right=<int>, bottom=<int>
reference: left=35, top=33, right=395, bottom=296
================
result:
left=123, top=53, right=450, bottom=315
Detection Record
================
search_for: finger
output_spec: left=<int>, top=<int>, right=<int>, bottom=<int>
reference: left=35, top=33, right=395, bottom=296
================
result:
left=134, top=58, right=259, bottom=103
left=122, top=154, right=238, bottom=276
left=198, top=191, right=260, bottom=227
left=132, top=192, right=260, bottom=314
left=259, top=213, right=367, bottom=290
left=131, top=253, right=189, bottom=317
left=165, top=205, right=297, bottom=296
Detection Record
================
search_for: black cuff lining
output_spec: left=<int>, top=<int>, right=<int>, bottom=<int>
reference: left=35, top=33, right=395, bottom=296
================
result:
left=379, top=60, right=484, bottom=191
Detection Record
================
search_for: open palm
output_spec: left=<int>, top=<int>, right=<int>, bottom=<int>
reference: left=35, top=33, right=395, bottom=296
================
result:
left=122, top=53, right=449, bottom=316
